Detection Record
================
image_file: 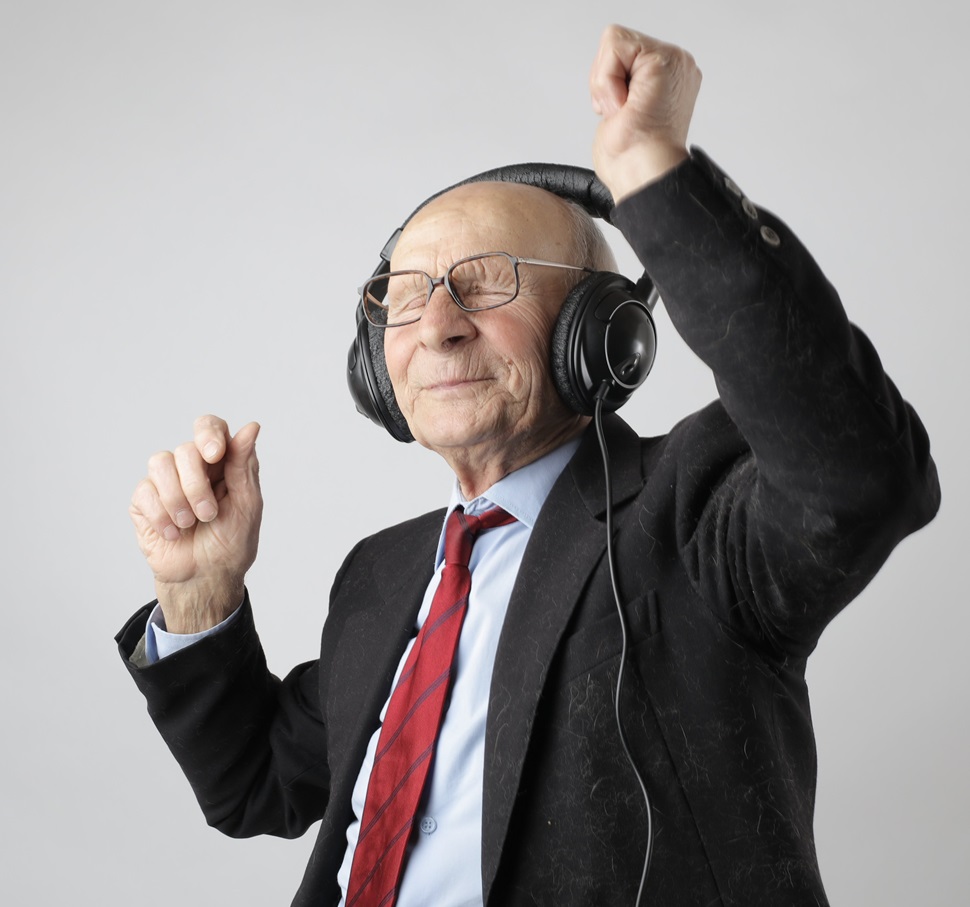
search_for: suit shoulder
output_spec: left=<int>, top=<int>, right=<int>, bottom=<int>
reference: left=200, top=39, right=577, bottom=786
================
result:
left=363, top=507, right=447, bottom=547
left=630, top=399, right=747, bottom=472
left=334, top=507, right=445, bottom=588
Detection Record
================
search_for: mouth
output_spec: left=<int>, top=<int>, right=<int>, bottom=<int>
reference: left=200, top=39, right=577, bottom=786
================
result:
left=423, top=376, right=488, bottom=393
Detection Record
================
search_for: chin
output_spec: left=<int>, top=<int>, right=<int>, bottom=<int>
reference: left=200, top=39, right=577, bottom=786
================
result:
left=408, top=404, right=512, bottom=455
left=412, top=421, right=499, bottom=454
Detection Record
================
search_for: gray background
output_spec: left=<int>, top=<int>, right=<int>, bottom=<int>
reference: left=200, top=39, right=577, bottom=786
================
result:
left=1, top=1, right=965, bottom=903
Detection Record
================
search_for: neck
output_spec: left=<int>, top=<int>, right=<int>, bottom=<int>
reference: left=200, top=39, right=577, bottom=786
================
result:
left=443, top=417, right=589, bottom=501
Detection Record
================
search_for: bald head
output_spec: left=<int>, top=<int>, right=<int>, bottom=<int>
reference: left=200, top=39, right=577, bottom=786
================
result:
left=393, top=181, right=616, bottom=275
left=559, top=197, right=618, bottom=272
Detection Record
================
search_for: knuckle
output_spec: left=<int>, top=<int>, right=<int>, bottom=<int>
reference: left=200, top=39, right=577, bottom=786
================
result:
left=174, top=440, right=198, bottom=460
left=194, top=413, right=227, bottom=434
left=173, top=446, right=210, bottom=497
left=176, top=462, right=207, bottom=491
left=181, top=478, right=210, bottom=501
left=147, top=450, right=173, bottom=474
left=674, top=48, right=695, bottom=72
left=130, top=478, right=153, bottom=508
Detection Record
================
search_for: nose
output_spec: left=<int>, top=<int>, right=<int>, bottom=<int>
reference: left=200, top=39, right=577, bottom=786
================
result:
left=417, top=282, right=476, bottom=350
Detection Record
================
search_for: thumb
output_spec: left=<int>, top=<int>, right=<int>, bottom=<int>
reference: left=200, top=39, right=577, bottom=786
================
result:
left=222, top=421, right=261, bottom=497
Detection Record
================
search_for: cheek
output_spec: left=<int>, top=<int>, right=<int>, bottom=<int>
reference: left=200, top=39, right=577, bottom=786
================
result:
left=381, top=332, right=423, bottom=422
left=500, top=310, right=559, bottom=389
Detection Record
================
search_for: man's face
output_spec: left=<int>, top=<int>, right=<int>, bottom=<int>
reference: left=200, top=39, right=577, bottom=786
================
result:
left=383, top=182, right=589, bottom=476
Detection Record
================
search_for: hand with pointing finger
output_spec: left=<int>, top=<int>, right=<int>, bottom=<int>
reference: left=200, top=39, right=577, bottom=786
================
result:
left=590, top=24, right=703, bottom=202
left=129, top=415, right=263, bottom=634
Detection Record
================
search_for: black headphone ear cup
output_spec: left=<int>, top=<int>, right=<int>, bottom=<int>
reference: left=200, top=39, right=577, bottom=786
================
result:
left=551, top=272, right=657, bottom=416
left=367, top=323, right=413, bottom=441
left=550, top=277, right=592, bottom=415
left=347, top=306, right=414, bottom=443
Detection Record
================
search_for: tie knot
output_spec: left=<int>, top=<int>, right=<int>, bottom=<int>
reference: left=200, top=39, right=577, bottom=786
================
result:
left=444, top=505, right=516, bottom=568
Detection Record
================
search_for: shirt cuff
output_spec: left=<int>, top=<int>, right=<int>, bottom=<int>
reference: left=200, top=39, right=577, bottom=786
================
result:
left=144, top=600, right=243, bottom=664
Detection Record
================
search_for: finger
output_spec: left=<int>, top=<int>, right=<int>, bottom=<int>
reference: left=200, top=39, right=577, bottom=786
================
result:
left=173, top=441, right=219, bottom=523
left=222, top=421, right=262, bottom=499
left=194, top=414, right=231, bottom=464
left=590, top=25, right=656, bottom=115
left=131, top=475, right=182, bottom=542
left=146, top=450, right=198, bottom=530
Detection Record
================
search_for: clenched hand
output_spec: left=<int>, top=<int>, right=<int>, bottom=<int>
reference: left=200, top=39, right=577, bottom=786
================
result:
left=130, top=415, right=263, bottom=633
left=590, top=25, right=703, bottom=202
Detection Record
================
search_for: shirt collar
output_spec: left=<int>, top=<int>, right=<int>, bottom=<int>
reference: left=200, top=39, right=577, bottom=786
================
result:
left=433, top=438, right=581, bottom=567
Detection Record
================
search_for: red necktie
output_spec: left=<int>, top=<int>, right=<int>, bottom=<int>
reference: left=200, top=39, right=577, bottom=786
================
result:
left=346, top=505, right=516, bottom=907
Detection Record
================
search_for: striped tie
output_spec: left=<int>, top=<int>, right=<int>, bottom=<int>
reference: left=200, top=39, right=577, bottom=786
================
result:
left=346, top=504, right=516, bottom=907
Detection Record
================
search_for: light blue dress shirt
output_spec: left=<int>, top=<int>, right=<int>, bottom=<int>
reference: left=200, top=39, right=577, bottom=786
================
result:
left=145, top=439, right=580, bottom=907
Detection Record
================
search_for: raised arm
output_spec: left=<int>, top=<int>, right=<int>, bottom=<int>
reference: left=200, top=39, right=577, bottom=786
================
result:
left=589, top=25, right=939, bottom=654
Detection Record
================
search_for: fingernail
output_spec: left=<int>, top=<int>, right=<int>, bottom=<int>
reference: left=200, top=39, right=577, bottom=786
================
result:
left=203, top=441, right=220, bottom=460
left=163, top=525, right=180, bottom=542
left=197, top=501, right=217, bottom=522
left=175, top=509, right=194, bottom=528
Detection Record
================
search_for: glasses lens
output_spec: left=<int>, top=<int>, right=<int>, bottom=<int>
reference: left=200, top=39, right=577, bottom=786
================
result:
left=362, top=271, right=430, bottom=326
left=448, top=253, right=518, bottom=310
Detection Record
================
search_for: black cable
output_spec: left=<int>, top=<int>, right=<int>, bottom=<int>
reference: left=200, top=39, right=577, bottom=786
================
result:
left=593, top=381, right=654, bottom=907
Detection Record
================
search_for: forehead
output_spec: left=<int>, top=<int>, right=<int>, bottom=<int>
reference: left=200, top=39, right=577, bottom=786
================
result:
left=390, top=182, right=577, bottom=272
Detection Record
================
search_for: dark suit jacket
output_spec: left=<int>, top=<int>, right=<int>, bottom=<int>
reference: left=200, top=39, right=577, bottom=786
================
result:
left=117, top=150, right=940, bottom=905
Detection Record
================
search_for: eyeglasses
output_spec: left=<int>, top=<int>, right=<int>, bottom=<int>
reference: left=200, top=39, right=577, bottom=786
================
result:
left=359, top=251, right=592, bottom=328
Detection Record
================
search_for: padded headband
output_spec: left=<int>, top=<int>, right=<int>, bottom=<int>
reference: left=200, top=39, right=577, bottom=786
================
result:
left=372, top=163, right=617, bottom=278
left=408, top=162, right=617, bottom=225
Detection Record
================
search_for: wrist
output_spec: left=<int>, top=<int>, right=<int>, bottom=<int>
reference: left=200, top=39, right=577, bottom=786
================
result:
left=598, top=144, right=689, bottom=203
left=155, top=575, right=245, bottom=634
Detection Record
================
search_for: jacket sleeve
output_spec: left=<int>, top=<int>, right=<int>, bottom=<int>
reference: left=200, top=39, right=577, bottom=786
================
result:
left=612, top=147, right=940, bottom=657
left=115, top=557, right=355, bottom=840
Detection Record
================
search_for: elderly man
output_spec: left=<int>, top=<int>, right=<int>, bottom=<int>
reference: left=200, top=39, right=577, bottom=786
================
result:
left=118, top=25, right=939, bottom=907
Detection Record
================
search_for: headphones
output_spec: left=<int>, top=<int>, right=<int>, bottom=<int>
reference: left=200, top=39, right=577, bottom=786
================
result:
left=347, top=163, right=658, bottom=443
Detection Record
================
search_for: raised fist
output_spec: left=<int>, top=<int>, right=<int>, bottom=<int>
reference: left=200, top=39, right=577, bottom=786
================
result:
left=590, top=25, right=702, bottom=201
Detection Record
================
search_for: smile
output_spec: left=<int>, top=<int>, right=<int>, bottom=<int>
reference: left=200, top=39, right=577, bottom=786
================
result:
left=423, top=377, right=489, bottom=392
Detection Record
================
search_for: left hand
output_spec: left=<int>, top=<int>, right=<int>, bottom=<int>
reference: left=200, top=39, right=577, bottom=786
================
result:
left=590, top=25, right=702, bottom=202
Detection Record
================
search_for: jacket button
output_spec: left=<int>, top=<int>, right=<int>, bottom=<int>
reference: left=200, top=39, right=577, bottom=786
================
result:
left=742, top=197, right=759, bottom=219
left=760, top=225, right=781, bottom=247
left=724, top=177, right=743, bottom=197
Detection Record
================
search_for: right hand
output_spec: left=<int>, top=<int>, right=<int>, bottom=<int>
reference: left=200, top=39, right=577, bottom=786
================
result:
left=129, top=415, right=263, bottom=633
left=590, top=25, right=702, bottom=202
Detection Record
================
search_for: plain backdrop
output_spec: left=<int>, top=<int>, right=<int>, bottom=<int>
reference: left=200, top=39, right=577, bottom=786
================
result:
left=1, top=1, right=966, bottom=903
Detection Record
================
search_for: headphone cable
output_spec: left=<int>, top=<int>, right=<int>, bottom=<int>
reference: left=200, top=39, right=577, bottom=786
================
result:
left=593, top=382, right=654, bottom=907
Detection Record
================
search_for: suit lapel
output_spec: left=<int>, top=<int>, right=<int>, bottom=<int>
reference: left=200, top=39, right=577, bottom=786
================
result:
left=480, top=416, right=644, bottom=902
left=325, top=513, right=443, bottom=808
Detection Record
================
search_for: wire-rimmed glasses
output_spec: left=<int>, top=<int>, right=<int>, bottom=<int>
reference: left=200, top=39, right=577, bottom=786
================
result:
left=359, top=251, right=592, bottom=327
